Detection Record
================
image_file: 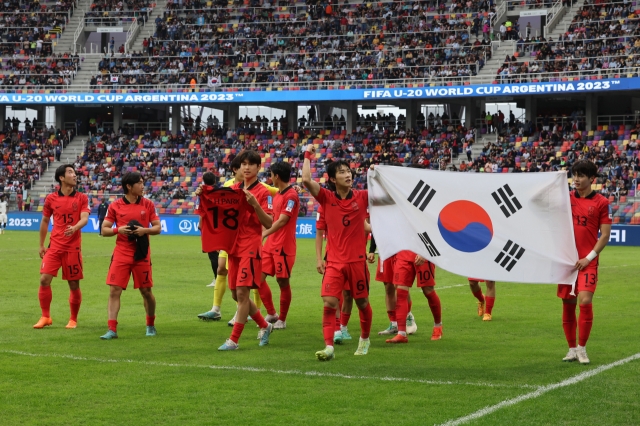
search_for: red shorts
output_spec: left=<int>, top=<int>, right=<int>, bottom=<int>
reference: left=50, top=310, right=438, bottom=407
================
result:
left=107, top=254, right=153, bottom=290
left=40, top=250, right=83, bottom=281
left=557, top=266, right=598, bottom=299
left=375, top=255, right=395, bottom=283
left=468, top=278, right=486, bottom=283
left=322, top=261, right=370, bottom=299
left=393, top=258, right=436, bottom=288
left=228, top=255, right=261, bottom=290
left=262, top=252, right=295, bottom=279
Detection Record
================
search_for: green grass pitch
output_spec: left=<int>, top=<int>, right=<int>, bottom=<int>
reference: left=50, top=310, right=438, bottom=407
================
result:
left=0, top=231, right=639, bottom=425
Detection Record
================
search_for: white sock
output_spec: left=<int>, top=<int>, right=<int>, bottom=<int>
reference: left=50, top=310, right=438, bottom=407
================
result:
left=434, top=322, right=442, bottom=327
left=340, top=325, right=348, bottom=332
left=391, top=321, right=398, bottom=327
left=398, top=331, right=407, bottom=337
left=212, top=306, right=220, bottom=313
left=359, top=337, right=370, bottom=342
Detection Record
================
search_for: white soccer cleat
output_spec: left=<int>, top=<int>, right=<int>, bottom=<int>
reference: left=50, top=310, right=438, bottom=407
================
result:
left=265, top=313, right=279, bottom=324
left=406, top=312, right=418, bottom=335
left=576, top=346, right=590, bottom=365
left=206, top=280, right=216, bottom=287
left=562, top=347, right=578, bottom=362
left=273, top=319, right=286, bottom=329
left=227, top=311, right=237, bottom=327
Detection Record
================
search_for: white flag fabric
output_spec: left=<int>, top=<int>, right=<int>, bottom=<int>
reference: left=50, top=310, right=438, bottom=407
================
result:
left=368, top=166, right=579, bottom=284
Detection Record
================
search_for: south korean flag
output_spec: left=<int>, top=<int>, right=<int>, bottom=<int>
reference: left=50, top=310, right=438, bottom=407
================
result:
left=368, top=166, right=579, bottom=284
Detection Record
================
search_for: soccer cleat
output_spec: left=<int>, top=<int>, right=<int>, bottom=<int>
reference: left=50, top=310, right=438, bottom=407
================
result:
left=265, top=313, right=279, bottom=324
left=33, top=317, right=52, bottom=329
left=333, top=330, right=343, bottom=345
left=378, top=323, right=398, bottom=335
left=259, top=323, right=273, bottom=346
left=227, top=312, right=237, bottom=326
left=198, top=311, right=222, bottom=321
left=431, top=325, right=443, bottom=341
left=100, top=330, right=118, bottom=340
left=218, top=339, right=239, bottom=351
left=315, top=346, right=335, bottom=361
left=273, top=319, right=286, bottom=329
left=477, top=301, right=486, bottom=317
left=341, top=327, right=352, bottom=340
left=386, top=334, right=408, bottom=344
left=483, top=313, right=492, bottom=321
left=562, top=348, right=578, bottom=362
left=65, top=320, right=77, bottom=329
left=206, top=280, right=216, bottom=287
left=354, top=338, right=371, bottom=355
left=406, top=312, right=418, bottom=335
left=576, top=346, right=590, bottom=365
left=146, top=326, right=157, bottom=336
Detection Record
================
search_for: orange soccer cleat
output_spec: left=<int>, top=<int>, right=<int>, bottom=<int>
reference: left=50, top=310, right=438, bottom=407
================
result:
left=385, top=334, right=408, bottom=344
left=33, top=317, right=52, bottom=329
left=483, top=313, right=492, bottom=322
left=65, top=320, right=77, bottom=329
left=477, top=301, right=485, bottom=317
left=431, top=325, right=443, bottom=341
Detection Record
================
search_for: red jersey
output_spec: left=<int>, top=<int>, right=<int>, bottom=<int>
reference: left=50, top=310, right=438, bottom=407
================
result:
left=316, top=205, right=326, bottom=231
left=105, top=196, right=160, bottom=257
left=263, top=185, right=300, bottom=256
left=230, top=180, right=273, bottom=258
left=314, top=187, right=368, bottom=263
left=570, top=190, right=612, bottom=264
left=43, top=189, right=90, bottom=252
left=197, top=186, right=250, bottom=253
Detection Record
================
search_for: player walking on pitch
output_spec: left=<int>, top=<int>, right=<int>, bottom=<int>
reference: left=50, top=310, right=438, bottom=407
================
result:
left=0, top=194, right=8, bottom=235
left=35, top=164, right=90, bottom=329
left=469, top=279, right=496, bottom=321
left=559, top=160, right=611, bottom=364
left=100, top=172, right=162, bottom=339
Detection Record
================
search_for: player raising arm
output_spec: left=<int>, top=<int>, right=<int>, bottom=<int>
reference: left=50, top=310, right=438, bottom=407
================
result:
left=35, top=165, right=90, bottom=329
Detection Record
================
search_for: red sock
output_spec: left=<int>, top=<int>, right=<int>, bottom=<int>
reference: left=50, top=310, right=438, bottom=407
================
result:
left=578, top=304, right=593, bottom=347
left=323, top=307, right=337, bottom=346
left=108, top=319, right=118, bottom=333
left=358, top=303, right=372, bottom=339
left=335, top=315, right=341, bottom=332
left=69, top=289, right=81, bottom=322
left=387, top=310, right=396, bottom=322
left=39, top=286, right=52, bottom=318
left=485, top=296, right=495, bottom=315
left=279, top=285, right=291, bottom=321
left=426, top=291, right=442, bottom=324
left=251, top=310, right=269, bottom=329
left=258, top=281, right=277, bottom=315
left=146, top=315, right=155, bottom=326
left=396, top=289, right=409, bottom=332
left=562, top=303, right=577, bottom=348
left=230, top=322, right=245, bottom=343
left=340, top=311, right=351, bottom=327
left=408, top=299, right=413, bottom=313
left=472, top=289, right=485, bottom=303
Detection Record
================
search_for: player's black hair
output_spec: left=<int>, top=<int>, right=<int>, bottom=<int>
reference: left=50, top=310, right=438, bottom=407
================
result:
left=571, top=160, right=598, bottom=178
left=54, top=164, right=75, bottom=184
left=202, top=171, right=216, bottom=185
left=327, top=160, right=351, bottom=180
left=230, top=155, right=242, bottom=171
left=270, top=161, right=291, bottom=182
left=122, top=172, right=143, bottom=194
left=235, top=149, right=262, bottom=166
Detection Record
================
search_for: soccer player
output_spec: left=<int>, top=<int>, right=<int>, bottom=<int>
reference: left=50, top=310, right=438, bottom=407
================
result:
left=34, top=164, right=90, bottom=329
left=558, top=160, right=611, bottom=364
left=218, top=150, right=275, bottom=350
left=469, top=278, right=496, bottom=321
left=99, top=172, right=162, bottom=340
left=386, top=251, right=442, bottom=343
left=196, top=172, right=220, bottom=288
left=260, top=161, right=299, bottom=329
left=303, top=144, right=373, bottom=360
left=0, top=194, right=7, bottom=235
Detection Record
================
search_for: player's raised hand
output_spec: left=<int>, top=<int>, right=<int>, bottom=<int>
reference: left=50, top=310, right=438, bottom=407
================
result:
left=316, top=259, right=326, bottom=274
left=306, top=144, right=316, bottom=155
left=414, top=255, right=426, bottom=266
left=243, top=189, right=259, bottom=208
left=39, top=246, right=47, bottom=259
left=367, top=252, right=375, bottom=263
left=293, top=184, right=304, bottom=194
left=195, top=184, right=203, bottom=196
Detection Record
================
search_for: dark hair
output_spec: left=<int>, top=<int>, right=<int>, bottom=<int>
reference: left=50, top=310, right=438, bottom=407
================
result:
left=230, top=155, right=242, bottom=171
left=203, top=171, right=216, bottom=185
left=327, top=160, right=351, bottom=180
left=270, top=161, right=291, bottom=182
left=122, top=172, right=143, bottom=194
left=55, top=164, right=75, bottom=184
left=235, top=149, right=262, bottom=166
left=571, top=160, right=598, bottom=178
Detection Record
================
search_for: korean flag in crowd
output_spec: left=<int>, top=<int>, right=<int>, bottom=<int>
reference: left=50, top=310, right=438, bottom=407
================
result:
left=368, top=166, right=579, bottom=284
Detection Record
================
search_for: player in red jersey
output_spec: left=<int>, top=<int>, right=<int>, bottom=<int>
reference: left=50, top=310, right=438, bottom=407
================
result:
left=385, top=250, right=443, bottom=343
left=558, top=160, right=611, bottom=364
left=303, top=144, right=373, bottom=361
left=468, top=278, right=496, bottom=321
left=35, top=164, right=90, bottom=329
left=218, top=150, right=275, bottom=350
left=260, top=161, right=299, bottom=330
left=99, top=172, right=162, bottom=340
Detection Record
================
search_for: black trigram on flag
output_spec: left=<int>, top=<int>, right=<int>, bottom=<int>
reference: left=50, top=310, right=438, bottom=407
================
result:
left=407, top=180, right=436, bottom=211
left=494, top=240, right=525, bottom=271
left=418, top=231, right=440, bottom=257
left=492, top=184, right=522, bottom=218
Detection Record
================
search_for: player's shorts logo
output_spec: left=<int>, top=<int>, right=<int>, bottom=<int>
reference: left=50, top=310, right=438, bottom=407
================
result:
left=437, top=200, right=493, bottom=253
left=178, top=220, right=192, bottom=233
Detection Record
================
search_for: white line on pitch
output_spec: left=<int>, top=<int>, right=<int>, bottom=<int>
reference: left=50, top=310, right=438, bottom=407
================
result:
left=438, top=352, right=640, bottom=426
left=0, top=350, right=538, bottom=389
left=437, top=284, right=467, bottom=290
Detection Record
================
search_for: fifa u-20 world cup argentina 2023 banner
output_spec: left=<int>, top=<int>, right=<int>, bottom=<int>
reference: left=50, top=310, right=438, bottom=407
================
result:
left=0, top=78, right=635, bottom=104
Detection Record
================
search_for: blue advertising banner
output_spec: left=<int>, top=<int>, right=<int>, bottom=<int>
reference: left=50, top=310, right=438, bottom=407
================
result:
left=0, top=78, right=633, bottom=105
